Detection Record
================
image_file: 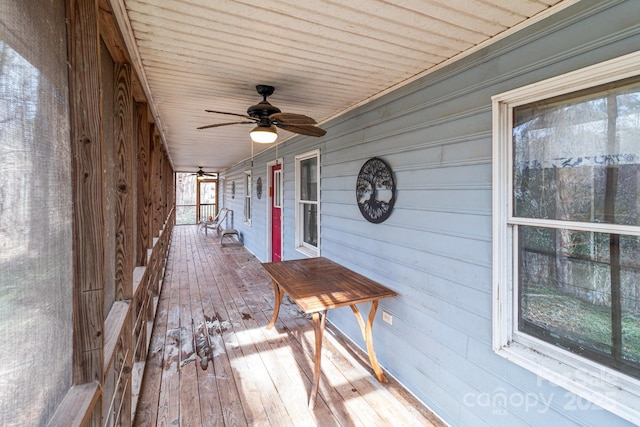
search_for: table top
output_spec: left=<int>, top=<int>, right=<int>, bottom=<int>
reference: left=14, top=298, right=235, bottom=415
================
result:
left=261, top=257, right=397, bottom=313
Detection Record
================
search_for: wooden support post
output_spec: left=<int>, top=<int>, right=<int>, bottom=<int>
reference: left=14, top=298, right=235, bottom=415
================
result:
left=136, top=106, right=151, bottom=267
left=151, top=131, right=162, bottom=238
left=113, top=61, right=133, bottom=426
left=66, top=0, right=104, bottom=423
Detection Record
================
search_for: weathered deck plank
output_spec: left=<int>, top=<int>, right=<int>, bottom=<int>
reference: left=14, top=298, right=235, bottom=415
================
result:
left=133, top=233, right=174, bottom=425
left=134, top=225, right=444, bottom=427
left=192, top=228, right=246, bottom=426
left=178, top=234, right=202, bottom=427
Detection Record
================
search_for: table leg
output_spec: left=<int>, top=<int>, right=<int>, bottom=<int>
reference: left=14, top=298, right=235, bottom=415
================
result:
left=309, top=310, right=327, bottom=409
left=266, top=281, right=284, bottom=330
left=349, top=300, right=387, bottom=383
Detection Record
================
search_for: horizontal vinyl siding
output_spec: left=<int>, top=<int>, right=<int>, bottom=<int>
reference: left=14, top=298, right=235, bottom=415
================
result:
left=221, top=1, right=640, bottom=425
left=319, top=35, right=497, bottom=421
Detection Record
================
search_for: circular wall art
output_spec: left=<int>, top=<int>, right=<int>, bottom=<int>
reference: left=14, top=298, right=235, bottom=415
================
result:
left=256, top=177, right=263, bottom=199
left=356, top=157, right=396, bottom=223
left=231, top=181, right=235, bottom=199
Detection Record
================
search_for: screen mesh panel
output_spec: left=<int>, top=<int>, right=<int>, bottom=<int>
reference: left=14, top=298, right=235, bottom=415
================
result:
left=0, top=1, right=72, bottom=425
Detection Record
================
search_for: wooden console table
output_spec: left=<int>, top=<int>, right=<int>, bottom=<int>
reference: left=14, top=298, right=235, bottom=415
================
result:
left=261, top=257, right=397, bottom=408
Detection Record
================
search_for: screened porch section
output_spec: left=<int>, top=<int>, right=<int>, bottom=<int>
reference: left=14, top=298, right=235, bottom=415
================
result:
left=176, top=172, right=219, bottom=225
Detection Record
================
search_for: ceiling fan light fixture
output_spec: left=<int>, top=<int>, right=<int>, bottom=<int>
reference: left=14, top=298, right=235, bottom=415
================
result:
left=250, top=124, right=278, bottom=143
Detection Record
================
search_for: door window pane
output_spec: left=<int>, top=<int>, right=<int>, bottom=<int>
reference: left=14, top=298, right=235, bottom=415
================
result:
left=274, top=169, right=282, bottom=208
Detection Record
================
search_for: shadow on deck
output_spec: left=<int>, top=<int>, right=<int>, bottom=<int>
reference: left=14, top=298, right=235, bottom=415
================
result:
left=133, top=225, right=444, bottom=426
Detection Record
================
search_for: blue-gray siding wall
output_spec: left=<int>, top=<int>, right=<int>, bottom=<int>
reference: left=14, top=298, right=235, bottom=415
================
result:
left=220, top=1, right=640, bottom=425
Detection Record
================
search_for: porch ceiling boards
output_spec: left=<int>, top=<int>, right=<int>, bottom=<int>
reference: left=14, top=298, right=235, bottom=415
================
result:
left=110, top=0, right=575, bottom=172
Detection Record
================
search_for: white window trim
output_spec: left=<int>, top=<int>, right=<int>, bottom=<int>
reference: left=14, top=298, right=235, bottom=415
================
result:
left=244, top=170, right=251, bottom=226
left=295, top=149, right=320, bottom=257
left=492, top=51, right=640, bottom=425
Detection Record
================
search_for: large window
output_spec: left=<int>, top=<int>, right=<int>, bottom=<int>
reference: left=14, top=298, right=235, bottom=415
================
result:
left=295, top=150, right=320, bottom=257
left=493, top=52, right=640, bottom=424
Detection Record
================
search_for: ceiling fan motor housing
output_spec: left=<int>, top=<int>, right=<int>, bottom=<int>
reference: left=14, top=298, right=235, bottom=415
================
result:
left=247, top=84, right=281, bottom=118
left=247, top=101, right=281, bottom=118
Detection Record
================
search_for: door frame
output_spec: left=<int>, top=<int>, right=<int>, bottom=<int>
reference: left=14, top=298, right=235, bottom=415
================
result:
left=196, top=177, right=218, bottom=223
left=266, top=158, right=284, bottom=261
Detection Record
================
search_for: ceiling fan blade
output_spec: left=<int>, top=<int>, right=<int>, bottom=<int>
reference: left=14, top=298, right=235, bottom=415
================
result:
left=276, top=123, right=326, bottom=137
left=205, top=110, right=257, bottom=120
left=270, top=112, right=317, bottom=125
left=197, top=121, right=255, bottom=130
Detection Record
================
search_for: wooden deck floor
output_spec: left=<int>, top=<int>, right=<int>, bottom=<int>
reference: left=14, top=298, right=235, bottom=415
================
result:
left=133, top=225, right=444, bottom=427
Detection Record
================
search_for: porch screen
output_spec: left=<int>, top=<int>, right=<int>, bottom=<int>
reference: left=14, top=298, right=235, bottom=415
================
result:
left=0, top=1, right=72, bottom=425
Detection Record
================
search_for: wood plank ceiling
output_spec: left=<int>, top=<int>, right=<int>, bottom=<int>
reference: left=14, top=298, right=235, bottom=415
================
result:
left=111, top=0, right=575, bottom=172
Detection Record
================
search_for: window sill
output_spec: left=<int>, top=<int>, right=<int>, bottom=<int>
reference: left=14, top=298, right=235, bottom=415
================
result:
left=495, top=338, right=640, bottom=424
left=296, top=245, right=318, bottom=258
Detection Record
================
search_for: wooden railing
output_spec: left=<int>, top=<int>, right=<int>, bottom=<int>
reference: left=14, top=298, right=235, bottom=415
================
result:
left=175, top=203, right=217, bottom=224
left=199, top=203, right=217, bottom=222
left=49, top=209, right=175, bottom=427
left=133, top=208, right=175, bottom=366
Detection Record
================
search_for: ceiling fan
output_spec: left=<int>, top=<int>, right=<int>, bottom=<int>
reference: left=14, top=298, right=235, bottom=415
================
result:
left=197, top=85, right=326, bottom=143
left=188, top=167, right=217, bottom=179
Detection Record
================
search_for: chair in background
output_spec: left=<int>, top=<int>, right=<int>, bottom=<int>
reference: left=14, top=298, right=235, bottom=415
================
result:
left=198, top=207, right=229, bottom=235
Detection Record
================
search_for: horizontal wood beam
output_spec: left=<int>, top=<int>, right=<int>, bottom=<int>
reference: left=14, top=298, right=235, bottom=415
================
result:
left=98, top=0, right=147, bottom=102
left=48, top=382, right=101, bottom=427
left=103, top=300, right=130, bottom=377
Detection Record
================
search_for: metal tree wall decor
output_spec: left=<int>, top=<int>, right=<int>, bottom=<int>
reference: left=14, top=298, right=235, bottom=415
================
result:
left=256, top=176, right=263, bottom=199
left=356, top=157, right=396, bottom=223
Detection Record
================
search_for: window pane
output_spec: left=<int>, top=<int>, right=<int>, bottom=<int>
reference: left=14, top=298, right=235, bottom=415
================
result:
left=513, top=81, right=640, bottom=225
left=300, top=157, right=317, bottom=201
left=274, top=170, right=282, bottom=208
left=244, top=173, right=251, bottom=222
left=519, top=225, right=640, bottom=377
left=200, top=181, right=217, bottom=204
left=302, top=203, right=317, bottom=247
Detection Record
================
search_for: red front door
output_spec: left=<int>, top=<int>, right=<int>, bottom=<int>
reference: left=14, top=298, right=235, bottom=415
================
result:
left=271, top=164, right=282, bottom=262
